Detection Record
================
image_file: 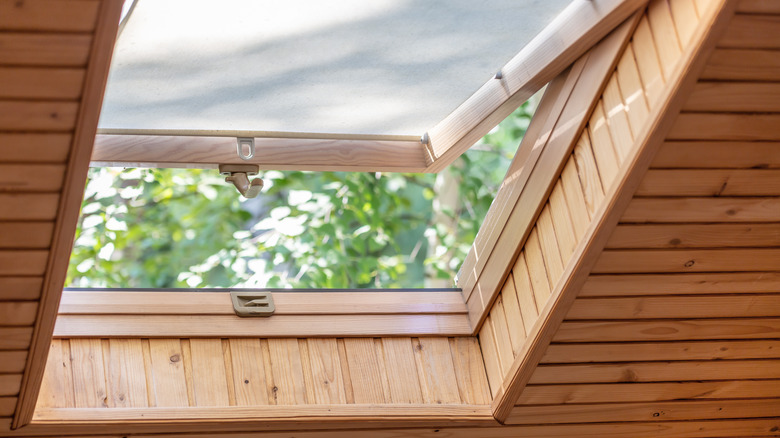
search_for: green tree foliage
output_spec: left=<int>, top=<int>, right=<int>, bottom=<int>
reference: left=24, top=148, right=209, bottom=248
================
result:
left=68, top=103, right=533, bottom=288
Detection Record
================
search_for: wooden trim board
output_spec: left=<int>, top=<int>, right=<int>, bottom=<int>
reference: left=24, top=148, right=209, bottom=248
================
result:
left=489, top=0, right=740, bottom=422
left=57, top=290, right=467, bottom=315
left=12, top=0, right=124, bottom=429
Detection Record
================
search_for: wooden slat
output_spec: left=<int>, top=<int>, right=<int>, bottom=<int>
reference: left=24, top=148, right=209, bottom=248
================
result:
left=669, top=113, right=780, bottom=141
left=555, top=318, right=780, bottom=342
left=0, top=250, right=48, bottom=276
left=0, top=301, right=37, bottom=326
left=572, top=131, right=605, bottom=217
left=507, top=399, right=780, bottom=425
left=588, top=101, right=621, bottom=188
left=380, top=338, right=421, bottom=404
left=0, top=0, right=100, bottom=32
left=647, top=0, right=683, bottom=79
left=57, top=290, right=467, bottom=315
left=559, top=158, right=591, bottom=239
left=68, top=338, right=107, bottom=408
left=517, top=379, right=780, bottom=404
left=0, top=194, right=59, bottom=220
left=0, top=327, right=32, bottom=350
left=0, top=277, right=42, bottom=301
left=607, top=223, right=780, bottom=248
left=305, top=338, right=346, bottom=404
left=227, top=339, right=268, bottom=406
left=0, top=164, right=66, bottom=192
left=342, top=338, right=385, bottom=404
left=511, top=254, right=541, bottom=336
left=0, top=350, right=26, bottom=373
left=147, top=339, right=189, bottom=407
left=414, top=338, right=461, bottom=404
left=0, top=67, right=84, bottom=99
left=702, top=49, right=780, bottom=81
left=737, top=0, right=780, bottom=13
left=622, top=197, right=780, bottom=222
left=542, top=340, right=780, bottom=363
left=548, top=183, right=578, bottom=261
left=685, top=82, right=780, bottom=112
left=106, top=339, right=148, bottom=407
left=524, top=229, right=552, bottom=312
left=0, top=101, right=79, bottom=131
left=669, top=0, right=700, bottom=47
left=0, top=397, right=16, bottom=416
left=631, top=15, right=666, bottom=106
left=653, top=141, right=780, bottom=168
left=615, top=42, right=650, bottom=140
left=0, top=375, right=21, bottom=397
left=267, top=338, right=307, bottom=405
left=601, top=75, right=634, bottom=161
left=0, top=133, right=71, bottom=163
left=478, top=316, right=502, bottom=398
left=529, top=360, right=780, bottom=384
left=0, top=223, right=54, bottom=248
left=581, top=272, right=780, bottom=296
left=35, top=340, right=72, bottom=408
left=52, top=314, right=471, bottom=337
left=536, top=206, right=565, bottom=288
left=720, top=14, right=780, bottom=49
left=188, top=339, right=230, bottom=406
left=0, top=33, right=91, bottom=67
left=637, top=169, right=780, bottom=196
left=594, top=248, right=780, bottom=273
left=578, top=290, right=780, bottom=317
left=448, top=337, right=491, bottom=405
left=425, top=0, right=647, bottom=171
left=486, top=297, right=514, bottom=376
left=499, top=275, right=527, bottom=355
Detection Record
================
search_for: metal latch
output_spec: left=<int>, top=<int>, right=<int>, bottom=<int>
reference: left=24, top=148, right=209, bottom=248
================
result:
left=230, top=291, right=275, bottom=317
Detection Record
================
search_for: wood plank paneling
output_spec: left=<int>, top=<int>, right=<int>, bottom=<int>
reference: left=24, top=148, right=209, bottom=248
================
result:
left=517, top=379, right=780, bottom=405
left=685, top=81, right=780, bottom=112
left=637, top=169, right=780, bottom=196
left=106, top=339, right=148, bottom=408
left=414, top=337, right=461, bottom=405
left=448, top=337, right=491, bottom=405
left=702, top=49, right=780, bottom=81
left=542, top=340, right=780, bottom=363
left=0, top=194, right=59, bottom=220
left=580, top=272, right=780, bottom=296
left=0, top=33, right=91, bottom=67
left=653, top=141, right=780, bottom=168
left=0, top=133, right=72, bottom=163
left=554, top=319, right=780, bottom=342
left=566, top=297, right=780, bottom=328
left=720, top=14, right=780, bottom=49
left=0, top=223, right=54, bottom=249
left=228, top=339, right=268, bottom=406
left=0, top=301, right=37, bottom=326
left=0, top=250, right=48, bottom=275
left=593, top=248, right=780, bottom=273
left=0, top=327, right=32, bottom=350
left=68, top=338, right=107, bottom=408
left=0, top=277, right=42, bottom=301
left=0, top=100, right=79, bottom=131
left=0, top=350, right=26, bottom=373
left=622, top=197, right=780, bottom=222
left=507, top=399, right=780, bottom=424
left=0, top=0, right=100, bottom=32
left=188, top=339, right=230, bottom=406
left=607, top=223, right=780, bottom=248
left=0, top=67, right=84, bottom=99
left=147, top=339, right=189, bottom=407
left=669, top=113, right=780, bottom=141
left=0, top=164, right=66, bottom=192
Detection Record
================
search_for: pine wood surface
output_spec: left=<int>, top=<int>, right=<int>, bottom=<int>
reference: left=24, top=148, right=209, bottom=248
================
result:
left=35, top=337, right=489, bottom=410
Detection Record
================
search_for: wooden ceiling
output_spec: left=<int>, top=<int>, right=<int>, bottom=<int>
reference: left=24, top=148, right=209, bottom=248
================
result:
left=0, top=0, right=779, bottom=437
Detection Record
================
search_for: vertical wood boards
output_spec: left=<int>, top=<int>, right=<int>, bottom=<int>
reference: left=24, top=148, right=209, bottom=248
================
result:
left=37, top=336, right=490, bottom=409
